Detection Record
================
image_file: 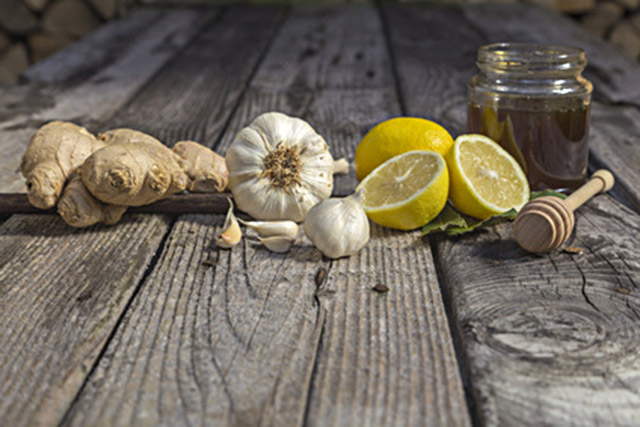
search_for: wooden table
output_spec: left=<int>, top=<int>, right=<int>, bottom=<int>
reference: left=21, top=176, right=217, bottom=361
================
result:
left=1, top=3, right=639, bottom=426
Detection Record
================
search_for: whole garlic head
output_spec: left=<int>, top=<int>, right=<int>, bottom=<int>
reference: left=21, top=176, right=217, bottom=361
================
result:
left=226, top=112, right=334, bottom=222
left=303, top=192, right=370, bottom=259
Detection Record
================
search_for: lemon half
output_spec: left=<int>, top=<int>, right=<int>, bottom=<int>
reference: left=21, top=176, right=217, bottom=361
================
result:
left=356, top=150, right=449, bottom=230
left=446, top=134, right=529, bottom=220
left=354, top=117, right=454, bottom=181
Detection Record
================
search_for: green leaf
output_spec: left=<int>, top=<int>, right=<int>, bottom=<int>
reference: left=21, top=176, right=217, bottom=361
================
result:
left=420, top=204, right=467, bottom=235
left=445, top=209, right=517, bottom=235
left=421, top=205, right=518, bottom=237
left=421, top=189, right=566, bottom=237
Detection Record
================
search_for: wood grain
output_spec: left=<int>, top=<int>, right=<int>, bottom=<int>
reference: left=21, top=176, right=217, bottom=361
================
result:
left=306, top=226, right=471, bottom=427
left=379, top=4, right=478, bottom=136
left=64, top=5, right=470, bottom=426
left=0, top=5, right=282, bottom=425
left=0, top=214, right=170, bottom=426
left=22, top=8, right=162, bottom=85
left=589, top=103, right=640, bottom=209
left=63, top=214, right=326, bottom=426
left=385, top=3, right=640, bottom=424
left=104, top=5, right=285, bottom=147
left=437, top=196, right=640, bottom=426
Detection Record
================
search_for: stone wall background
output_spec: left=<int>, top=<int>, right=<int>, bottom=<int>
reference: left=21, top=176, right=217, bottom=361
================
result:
left=0, top=0, right=639, bottom=84
left=445, top=0, right=640, bottom=59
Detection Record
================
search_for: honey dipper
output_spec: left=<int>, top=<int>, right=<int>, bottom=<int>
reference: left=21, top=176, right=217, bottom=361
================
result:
left=513, top=170, right=615, bottom=253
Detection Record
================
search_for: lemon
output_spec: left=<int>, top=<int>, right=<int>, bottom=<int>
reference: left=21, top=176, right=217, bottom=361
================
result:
left=354, top=117, right=454, bottom=181
left=356, top=150, right=449, bottom=230
left=446, top=134, right=529, bottom=220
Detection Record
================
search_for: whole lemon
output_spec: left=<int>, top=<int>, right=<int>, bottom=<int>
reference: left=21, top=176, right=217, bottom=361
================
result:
left=354, top=117, right=454, bottom=181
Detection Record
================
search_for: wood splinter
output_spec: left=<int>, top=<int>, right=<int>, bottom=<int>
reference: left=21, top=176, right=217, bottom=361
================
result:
left=513, top=170, right=615, bottom=254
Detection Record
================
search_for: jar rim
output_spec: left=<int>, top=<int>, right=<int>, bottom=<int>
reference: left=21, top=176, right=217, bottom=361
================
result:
left=478, top=43, right=586, bottom=72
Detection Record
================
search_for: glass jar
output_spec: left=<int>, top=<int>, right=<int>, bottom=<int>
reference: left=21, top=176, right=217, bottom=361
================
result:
left=467, top=43, right=593, bottom=192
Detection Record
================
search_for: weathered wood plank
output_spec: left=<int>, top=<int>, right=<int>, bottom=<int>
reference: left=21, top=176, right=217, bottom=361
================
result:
left=103, top=5, right=285, bottom=146
left=0, top=214, right=170, bottom=426
left=385, top=3, right=640, bottom=425
left=22, top=8, right=162, bottom=85
left=63, top=214, right=326, bottom=426
left=0, top=6, right=282, bottom=425
left=250, top=5, right=392, bottom=91
left=379, top=4, right=477, bottom=136
left=460, top=3, right=640, bottom=107
left=0, top=8, right=216, bottom=193
left=436, top=196, right=640, bottom=426
left=306, top=226, right=471, bottom=427
left=65, top=5, right=470, bottom=426
left=589, top=103, right=640, bottom=210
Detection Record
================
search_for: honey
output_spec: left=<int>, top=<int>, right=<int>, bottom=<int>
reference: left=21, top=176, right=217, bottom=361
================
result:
left=467, top=103, right=590, bottom=192
left=467, top=43, right=593, bottom=192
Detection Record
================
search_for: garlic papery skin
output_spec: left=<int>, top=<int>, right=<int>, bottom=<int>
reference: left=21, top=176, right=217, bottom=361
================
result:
left=259, top=235, right=295, bottom=253
left=225, top=112, right=334, bottom=222
left=237, top=218, right=299, bottom=239
left=216, top=199, right=242, bottom=249
left=303, top=192, right=370, bottom=259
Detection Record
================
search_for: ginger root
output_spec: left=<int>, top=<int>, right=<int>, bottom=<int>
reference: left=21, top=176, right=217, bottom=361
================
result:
left=172, top=140, right=228, bottom=192
left=97, top=128, right=162, bottom=146
left=57, top=173, right=127, bottom=228
left=80, top=140, right=189, bottom=206
left=20, top=121, right=105, bottom=209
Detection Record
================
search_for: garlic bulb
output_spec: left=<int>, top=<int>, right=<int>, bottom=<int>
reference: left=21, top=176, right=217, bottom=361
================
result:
left=225, top=112, right=334, bottom=222
left=303, top=192, right=370, bottom=259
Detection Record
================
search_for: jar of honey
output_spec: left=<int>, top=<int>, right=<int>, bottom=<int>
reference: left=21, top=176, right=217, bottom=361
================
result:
left=467, top=43, right=593, bottom=192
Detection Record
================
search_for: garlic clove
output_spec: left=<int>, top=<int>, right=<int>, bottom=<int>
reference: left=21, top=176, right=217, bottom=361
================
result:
left=215, top=198, right=242, bottom=249
left=237, top=218, right=299, bottom=239
left=259, top=235, right=294, bottom=253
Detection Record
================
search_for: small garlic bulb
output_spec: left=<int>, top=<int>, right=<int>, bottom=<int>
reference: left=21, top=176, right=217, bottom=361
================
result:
left=303, top=192, right=370, bottom=259
left=225, top=112, right=334, bottom=222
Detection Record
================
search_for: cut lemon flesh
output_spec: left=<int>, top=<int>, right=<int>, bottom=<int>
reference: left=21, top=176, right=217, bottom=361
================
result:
left=356, top=150, right=449, bottom=230
left=446, top=134, right=529, bottom=220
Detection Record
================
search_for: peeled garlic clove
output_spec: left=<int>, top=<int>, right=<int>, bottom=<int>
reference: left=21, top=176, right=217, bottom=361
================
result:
left=216, top=198, right=242, bottom=249
left=237, top=218, right=299, bottom=239
left=259, top=235, right=295, bottom=253
left=303, top=192, right=370, bottom=259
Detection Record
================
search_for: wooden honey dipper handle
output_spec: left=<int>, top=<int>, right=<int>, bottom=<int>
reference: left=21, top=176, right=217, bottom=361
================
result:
left=513, top=170, right=614, bottom=253
left=564, top=170, right=615, bottom=212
